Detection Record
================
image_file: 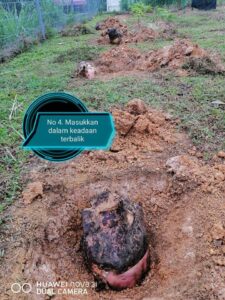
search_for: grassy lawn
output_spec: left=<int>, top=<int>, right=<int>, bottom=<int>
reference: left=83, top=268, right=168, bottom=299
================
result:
left=0, top=7, right=225, bottom=212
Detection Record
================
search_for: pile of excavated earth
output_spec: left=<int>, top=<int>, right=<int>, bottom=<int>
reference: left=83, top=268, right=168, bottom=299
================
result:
left=95, top=17, right=128, bottom=31
left=96, top=39, right=225, bottom=75
left=1, top=99, right=225, bottom=299
left=97, top=25, right=158, bottom=45
left=77, top=17, right=224, bottom=79
left=96, top=16, right=159, bottom=46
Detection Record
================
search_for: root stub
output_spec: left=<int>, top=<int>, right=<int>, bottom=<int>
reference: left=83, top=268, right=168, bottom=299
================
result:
left=82, top=191, right=150, bottom=290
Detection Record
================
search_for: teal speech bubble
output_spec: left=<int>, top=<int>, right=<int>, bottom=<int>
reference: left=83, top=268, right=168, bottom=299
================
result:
left=23, top=112, right=115, bottom=150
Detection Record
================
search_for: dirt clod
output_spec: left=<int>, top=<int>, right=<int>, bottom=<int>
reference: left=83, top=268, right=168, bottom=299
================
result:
left=126, top=99, right=148, bottom=115
left=218, top=151, right=225, bottom=158
left=22, top=181, right=43, bottom=204
left=134, top=115, right=151, bottom=133
left=112, top=109, right=136, bottom=136
left=211, top=223, right=225, bottom=240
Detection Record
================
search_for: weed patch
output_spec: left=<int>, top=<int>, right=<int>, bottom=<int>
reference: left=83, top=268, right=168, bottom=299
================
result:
left=53, top=44, right=103, bottom=63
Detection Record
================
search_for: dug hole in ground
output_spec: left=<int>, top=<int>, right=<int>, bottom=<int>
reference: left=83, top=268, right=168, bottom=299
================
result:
left=1, top=99, right=225, bottom=300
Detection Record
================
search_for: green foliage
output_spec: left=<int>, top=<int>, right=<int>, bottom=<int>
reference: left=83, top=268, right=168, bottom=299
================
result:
left=129, top=1, right=152, bottom=25
left=145, top=4, right=153, bottom=12
left=0, top=205, right=4, bottom=214
left=130, top=2, right=152, bottom=16
left=0, top=0, right=100, bottom=60
left=121, top=0, right=190, bottom=10
left=0, top=1, right=39, bottom=53
left=41, top=0, right=67, bottom=28
left=131, top=2, right=145, bottom=17
left=0, top=7, right=6, bottom=46
left=45, top=26, right=57, bottom=39
left=153, top=7, right=176, bottom=21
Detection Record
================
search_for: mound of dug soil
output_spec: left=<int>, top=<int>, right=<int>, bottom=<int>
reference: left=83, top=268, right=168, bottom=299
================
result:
left=96, top=45, right=141, bottom=73
left=61, top=24, right=93, bottom=37
left=137, top=38, right=207, bottom=71
left=97, top=26, right=158, bottom=45
left=125, top=26, right=158, bottom=43
left=96, top=39, right=224, bottom=75
left=1, top=100, right=225, bottom=299
left=139, top=39, right=224, bottom=74
left=182, top=56, right=225, bottom=75
left=96, top=17, right=176, bottom=45
left=0, top=36, right=34, bottom=63
left=95, top=17, right=128, bottom=32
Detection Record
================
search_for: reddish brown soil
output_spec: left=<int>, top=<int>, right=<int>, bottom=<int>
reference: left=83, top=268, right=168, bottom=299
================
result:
left=1, top=100, right=225, bottom=299
left=125, top=27, right=158, bottom=43
left=96, top=45, right=141, bottom=73
left=96, top=17, right=176, bottom=45
left=96, top=17, right=128, bottom=32
left=97, top=26, right=158, bottom=45
left=96, top=39, right=224, bottom=76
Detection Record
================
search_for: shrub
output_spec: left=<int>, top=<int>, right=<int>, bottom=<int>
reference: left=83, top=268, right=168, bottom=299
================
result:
left=131, top=2, right=152, bottom=14
left=153, top=7, right=176, bottom=21
left=130, top=2, right=152, bottom=25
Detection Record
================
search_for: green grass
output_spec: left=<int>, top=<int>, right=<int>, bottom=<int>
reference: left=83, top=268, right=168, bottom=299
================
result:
left=1, top=7, right=225, bottom=213
left=53, top=44, right=106, bottom=63
left=0, top=35, right=81, bottom=209
left=69, top=73, right=225, bottom=151
left=175, top=10, right=225, bottom=53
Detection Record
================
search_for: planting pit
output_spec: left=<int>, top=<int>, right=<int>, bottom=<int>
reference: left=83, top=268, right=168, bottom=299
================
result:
left=1, top=100, right=225, bottom=299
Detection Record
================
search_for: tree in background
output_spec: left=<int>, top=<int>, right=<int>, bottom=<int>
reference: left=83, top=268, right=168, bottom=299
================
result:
left=121, top=0, right=187, bottom=10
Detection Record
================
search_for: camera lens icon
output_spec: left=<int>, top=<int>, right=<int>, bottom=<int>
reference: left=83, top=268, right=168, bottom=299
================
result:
left=11, top=283, right=32, bottom=294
